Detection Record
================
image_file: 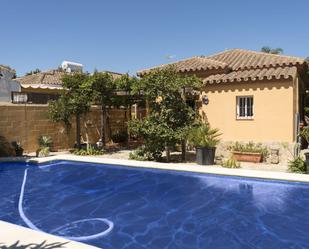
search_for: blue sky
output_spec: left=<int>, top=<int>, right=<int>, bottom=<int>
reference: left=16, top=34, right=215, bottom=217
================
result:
left=1, top=0, right=309, bottom=76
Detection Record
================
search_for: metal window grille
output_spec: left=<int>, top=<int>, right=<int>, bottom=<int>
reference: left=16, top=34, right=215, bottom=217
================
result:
left=237, top=96, right=253, bottom=119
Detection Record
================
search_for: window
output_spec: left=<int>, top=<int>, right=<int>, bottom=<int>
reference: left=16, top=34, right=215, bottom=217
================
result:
left=11, top=92, right=60, bottom=104
left=237, top=96, right=253, bottom=119
left=11, top=92, right=28, bottom=104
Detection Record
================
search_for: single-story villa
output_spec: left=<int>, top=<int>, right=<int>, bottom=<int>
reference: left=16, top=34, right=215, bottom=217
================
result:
left=14, top=61, right=123, bottom=104
left=138, top=49, right=309, bottom=149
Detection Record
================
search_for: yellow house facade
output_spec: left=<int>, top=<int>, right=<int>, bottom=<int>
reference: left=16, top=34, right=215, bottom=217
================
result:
left=139, top=49, right=308, bottom=145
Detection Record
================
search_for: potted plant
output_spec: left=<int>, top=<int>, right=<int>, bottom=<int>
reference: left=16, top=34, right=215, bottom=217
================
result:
left=230, top=142, right=267, bottom=163
left=187, top=123, right=221, bottom=165
left=11, top=141, right=23, bottom=156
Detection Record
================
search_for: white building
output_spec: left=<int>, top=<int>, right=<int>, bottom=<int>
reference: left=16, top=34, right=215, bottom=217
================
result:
left=0, top=66, right=20, bottom=102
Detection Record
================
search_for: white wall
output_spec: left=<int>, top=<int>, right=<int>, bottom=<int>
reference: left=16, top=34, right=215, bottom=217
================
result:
left=0, top=67, right=21, bottom=102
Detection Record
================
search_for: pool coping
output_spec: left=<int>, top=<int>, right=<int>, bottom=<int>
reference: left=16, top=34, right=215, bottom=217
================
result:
left=0, top=220, right=99, bottom=249
left=2, top=154, right=309, bottom=183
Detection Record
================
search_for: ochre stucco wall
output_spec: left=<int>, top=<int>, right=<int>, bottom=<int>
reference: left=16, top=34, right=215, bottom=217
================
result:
left=199, top=79, right=297, bottom=143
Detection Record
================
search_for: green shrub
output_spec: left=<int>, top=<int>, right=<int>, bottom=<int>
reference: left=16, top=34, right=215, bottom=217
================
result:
left=38, top=135, right=53, bottom=148
left=73, top=146, right=105, bottom=156
left=111, top=130, right=128, bottom=143
left=38, top=147, right=50, bottom=157
left=230, top=142, right=267, bottom=155
left=129, top=146, right=154, bottom=161
left=187, top=123, right=221, bottom=148
left=288, top=157, right=306, bottom=173
left=221, top=156, right=241, bottom=168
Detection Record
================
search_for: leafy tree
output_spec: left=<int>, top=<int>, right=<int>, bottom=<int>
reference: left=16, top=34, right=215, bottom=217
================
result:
left=129, top=66, right=202, bottom=162
left=25, top=68, right=41, bottom=76
left=48, top=73, right=93, bottom=148
left=261, top=46, right=283, bottom=54
left=89, top=71, right=117, bottom=146
left=114, top=74, right=141, bottom=140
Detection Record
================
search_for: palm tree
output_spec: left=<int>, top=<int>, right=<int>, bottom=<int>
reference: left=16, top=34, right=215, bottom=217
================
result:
left=261, top=46, right=283, bottom=55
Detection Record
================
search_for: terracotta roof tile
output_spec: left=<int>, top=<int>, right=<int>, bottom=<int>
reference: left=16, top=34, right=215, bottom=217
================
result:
left=16, top=70, right=65, bottom=87
left=207, top=49, right=304, bottom=71
left=204, top=66, right=298, bottom=84
left=138, top=49, right=306, bottom=84
left=16, top=70, right=123, bottom=89
left=138, top=56, right=228, bottom=76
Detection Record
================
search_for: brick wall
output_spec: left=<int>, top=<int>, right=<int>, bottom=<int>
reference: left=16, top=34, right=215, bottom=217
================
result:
left=0, top=104, right=131, bottom=153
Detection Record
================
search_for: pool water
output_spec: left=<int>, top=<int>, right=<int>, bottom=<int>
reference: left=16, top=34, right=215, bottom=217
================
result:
left=1, top=160, right=309, bottom=249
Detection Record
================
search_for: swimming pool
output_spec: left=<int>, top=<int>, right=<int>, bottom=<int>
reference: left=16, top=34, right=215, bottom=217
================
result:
left=1, top=160, right=309, bottom=249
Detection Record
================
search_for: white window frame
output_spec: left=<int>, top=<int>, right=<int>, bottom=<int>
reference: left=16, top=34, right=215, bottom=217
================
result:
left=236, top=96, right=254, bottom=120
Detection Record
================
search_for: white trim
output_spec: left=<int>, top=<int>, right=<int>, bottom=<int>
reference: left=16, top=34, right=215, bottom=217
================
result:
left=236, top=95, right=254, bottom=119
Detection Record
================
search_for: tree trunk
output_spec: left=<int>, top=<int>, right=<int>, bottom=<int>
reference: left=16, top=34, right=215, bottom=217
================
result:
left=127, top=104, right=132, bottom=143
left=181, top=140, right=186, bottom=162
left=76, top=113, right=81, bottom=149
left=181, top=88, right=187, bottom=162
left=101, top=105, right=107, bottom=146
left=166, top=145, right=170, bottom=163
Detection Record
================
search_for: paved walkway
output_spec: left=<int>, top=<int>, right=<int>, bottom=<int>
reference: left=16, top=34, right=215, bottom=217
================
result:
left=24, top=149, right=289, bottom=173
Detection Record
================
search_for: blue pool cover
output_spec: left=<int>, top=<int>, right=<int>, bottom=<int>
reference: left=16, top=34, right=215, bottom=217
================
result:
left=1, top=160, right=309, bottom=249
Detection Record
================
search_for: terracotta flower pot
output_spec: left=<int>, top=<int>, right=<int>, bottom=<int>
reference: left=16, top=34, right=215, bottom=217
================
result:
left=232, top=151, right=262, bottom=163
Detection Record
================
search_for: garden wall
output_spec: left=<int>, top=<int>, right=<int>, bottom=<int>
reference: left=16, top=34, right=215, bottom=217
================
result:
left=0, top=103, right=132, bottom=153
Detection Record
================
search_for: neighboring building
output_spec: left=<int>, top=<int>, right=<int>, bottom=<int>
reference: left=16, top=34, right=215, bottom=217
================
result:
left=138, top=49, right=309, bottom=144
left=15, top=69, right=65, bottom=104
left=14, top=61, right=123, bottom=104
left=0, top=65, right=21, bottom=102
left=14, top=61, right=83, bottom=104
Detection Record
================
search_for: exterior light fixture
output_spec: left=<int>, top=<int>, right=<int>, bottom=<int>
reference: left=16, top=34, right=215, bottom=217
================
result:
left=202, top=95, right=209, bottom=105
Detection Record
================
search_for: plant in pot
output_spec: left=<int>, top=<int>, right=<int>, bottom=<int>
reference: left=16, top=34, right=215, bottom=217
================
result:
left=36, top=135, right=53, bottom=157
left=11, top=141, right=23, bottom=157
left=187, top=123, right=221, bottom=165
left=230, top=142, right=267, bottom=163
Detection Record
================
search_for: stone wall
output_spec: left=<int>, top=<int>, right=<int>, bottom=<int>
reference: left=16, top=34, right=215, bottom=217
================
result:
left=215, top=141, right=296, bottom=165
left=0, top=104, right=133, bottom=153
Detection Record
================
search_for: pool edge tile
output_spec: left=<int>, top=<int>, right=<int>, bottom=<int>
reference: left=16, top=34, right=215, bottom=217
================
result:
left=0, top=220, right=99, bottom=249
left=20, top=155, right=309, bottom=183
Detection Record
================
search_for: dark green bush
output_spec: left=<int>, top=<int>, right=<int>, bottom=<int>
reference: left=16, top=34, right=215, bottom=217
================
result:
left=111, top=130, right=128, bottom=143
